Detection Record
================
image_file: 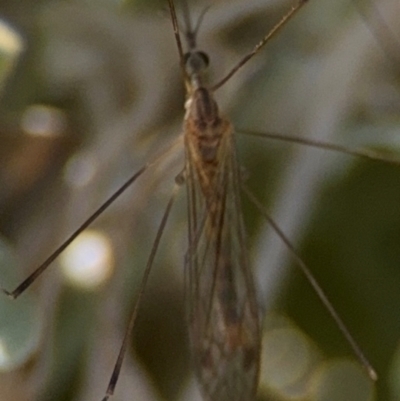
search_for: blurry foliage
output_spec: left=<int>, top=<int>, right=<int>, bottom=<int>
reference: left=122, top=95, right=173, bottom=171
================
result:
left=0, top=0, right=400, bottom=401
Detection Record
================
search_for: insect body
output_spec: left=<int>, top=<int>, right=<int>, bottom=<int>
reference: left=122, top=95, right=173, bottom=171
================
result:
left=183, top=49, right=260, bottom=400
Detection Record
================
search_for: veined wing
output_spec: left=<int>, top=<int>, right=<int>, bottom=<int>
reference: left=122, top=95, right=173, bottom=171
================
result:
left=184, top=97, right=261, bottom=401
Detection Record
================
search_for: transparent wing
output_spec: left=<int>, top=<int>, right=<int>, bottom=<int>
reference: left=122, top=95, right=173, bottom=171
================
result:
left=185, top=132, right=261, bottom=401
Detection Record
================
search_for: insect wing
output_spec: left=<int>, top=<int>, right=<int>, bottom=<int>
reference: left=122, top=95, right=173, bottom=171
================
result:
left=184, top=131, right=261, bottom=401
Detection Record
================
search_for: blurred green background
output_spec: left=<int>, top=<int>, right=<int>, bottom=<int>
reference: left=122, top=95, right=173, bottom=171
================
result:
left=0, top=0, right=399, bottom=400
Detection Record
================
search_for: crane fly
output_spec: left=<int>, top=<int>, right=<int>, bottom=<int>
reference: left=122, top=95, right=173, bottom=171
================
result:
left=101, top=0, right=305, bottom=397
left=184, top=75, right=261, bottom=400
left=169, top=1, right=381, bottom=398
left=3, top=0, right=393, bottom=400
left=100, top=0, right=378, bottom=399
left=181, top=17, right=260, bottom=401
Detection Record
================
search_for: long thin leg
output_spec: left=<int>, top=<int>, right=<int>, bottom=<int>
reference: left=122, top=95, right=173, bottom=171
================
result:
left=242, top=183, right=378, bottom=381
left=212, top=0, right=309, bottom=91
left=102, top=183, right=181, bottom=401
left=238, top=130, right=400, bottom=166
left=1, top=138, right=182, bottom=299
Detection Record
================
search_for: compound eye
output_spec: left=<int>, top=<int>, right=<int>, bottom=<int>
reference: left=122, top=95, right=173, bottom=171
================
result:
left=196, top=51, right=209, bottom=68
left=183, top=50, right=210, bottom=75
left=183, top=51, right=209, bottom=68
